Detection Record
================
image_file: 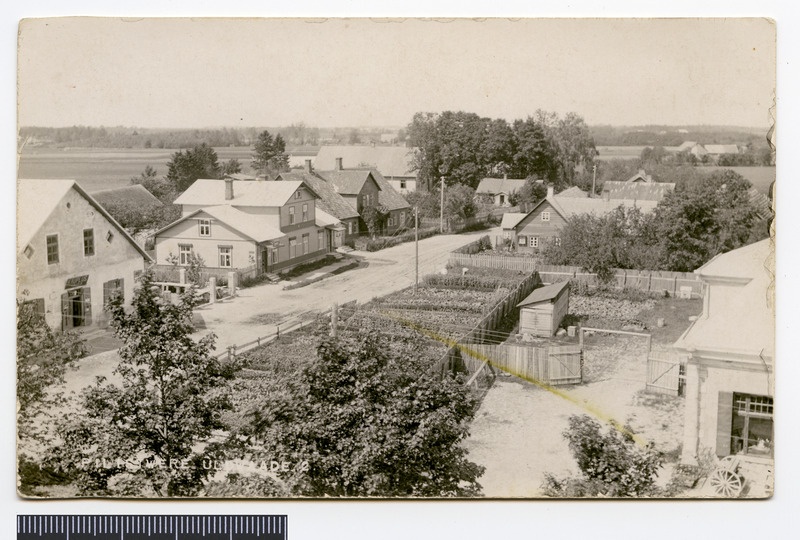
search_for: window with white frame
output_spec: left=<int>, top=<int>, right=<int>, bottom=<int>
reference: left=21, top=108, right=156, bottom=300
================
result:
left=218, top=246, right=232, bottom=268
left=364, top=194, right=371, bottom=207
left=531, top=236, right=539, bottom=248
left=388, top=216, right=395, bottom=227
left=289, top=237, right=297, bottom=258
left=179, top=244, right=192, bottom=265
left=46, top=234, right=59, bottom=264
left=730, top=393, right=773, bottom=457
left=541, top=211, right=550, bottom=222
left=302, top=203, right=308, bottom=222
left=518, top=235, right=527, bottom=246
left=198, top=219, right=211, bottom=236
left=400, top=179, right=406, bottom=189
left=289, top=206, right=295, bottom=225
left=302, top=233, right=309, bottom=255
left=317, top=230, right=324, bottom=250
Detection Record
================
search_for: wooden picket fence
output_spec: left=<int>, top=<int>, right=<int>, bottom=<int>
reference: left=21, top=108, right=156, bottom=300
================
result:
left=448, top=253, right=704, bottom=297
left=465, top=343, right=582, bottom=385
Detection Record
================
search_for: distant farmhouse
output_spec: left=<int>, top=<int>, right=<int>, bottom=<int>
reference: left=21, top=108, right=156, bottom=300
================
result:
left=17, top=179, right=152, bottom=330
left=315, top=145, right=419, bottom=193
left=510, top=186, right=658, bottom=252
left=155, top=177, right=344, bottom=277
left=600, top=169, right=676, bottom=202
left=475, top=176, right=528, bottom=206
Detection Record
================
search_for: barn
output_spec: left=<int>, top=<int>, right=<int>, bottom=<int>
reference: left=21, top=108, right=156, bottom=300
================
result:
left=516, top=280, right=571, bottom=337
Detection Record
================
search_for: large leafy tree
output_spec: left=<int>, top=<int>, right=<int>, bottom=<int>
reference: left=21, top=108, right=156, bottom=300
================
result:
left=511, top=117, right=558, bottom=181
left=47, top=272, right=237, bottom=496
left=238, top=333, right=484, bottom=497
left=652, top=169, right=765, bottom=272
left=166, top=143, right=221, bottom=192
left=251, top=130, right=289, bottom=177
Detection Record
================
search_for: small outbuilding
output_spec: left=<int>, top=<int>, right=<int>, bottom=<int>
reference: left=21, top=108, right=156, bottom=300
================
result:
left=517, top=280, right=571, bottom=337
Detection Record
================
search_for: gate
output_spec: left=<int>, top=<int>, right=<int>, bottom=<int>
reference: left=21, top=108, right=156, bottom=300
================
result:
left=646, top=352, right=685, bottom=396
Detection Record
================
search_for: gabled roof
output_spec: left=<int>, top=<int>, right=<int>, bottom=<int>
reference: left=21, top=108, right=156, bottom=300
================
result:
left=174, top=179, right=314, bottom=208
left=276, top=172, right=360, bottom=221
left=626, top=169, right=653, bottom=183
left=705, top=144, right=740, bottom=155
left=367, top=169, right=411, bottom=212
left=517, top=280, right=570, bottom=307
left=316, top=169, right=380, bottom=196
left=500, top=212, right=527, bottom=229
left=89, top=184, right=164, bottom=209
left=547, top=195, right=659, bottom=219
left=677, top=141, right=697, bottom=151
left=476, top=177, right=527, bottom=195
left=601, top=181, right=675, bottom=201
left=315, top=146, right=418, bottom=178
left=17, top=179, right=152, bottom=261
left=155, top=206, right=284, bottom=244
left=556, top=186, right=588, bottom=198
left=696, top=238, right=773, bottom=283
left=315, top=209, right=342, bottom=228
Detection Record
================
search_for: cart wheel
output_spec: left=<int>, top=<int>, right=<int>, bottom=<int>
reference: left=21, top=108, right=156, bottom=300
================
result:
left=710, top=468, right=743, bottom=497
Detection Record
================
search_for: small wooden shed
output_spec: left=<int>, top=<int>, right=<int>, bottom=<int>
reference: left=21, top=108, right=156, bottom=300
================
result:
left=517, top=280, right=571, bottom=337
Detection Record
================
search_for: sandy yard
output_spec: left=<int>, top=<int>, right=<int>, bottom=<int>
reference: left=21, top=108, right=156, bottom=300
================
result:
left=464, top=334, right=686, bottom=497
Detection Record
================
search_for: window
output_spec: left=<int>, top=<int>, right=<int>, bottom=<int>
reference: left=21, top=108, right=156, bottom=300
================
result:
left=289, top=237, right=297, bottom=258
left=531, top=236, right=539, bottom=248
left=103, top=278, right=124, bottom=308
left=318, top=230, right=324, bottom=250
left=218, top=246, right=232, bottom=268
left=363, top=194, right=371, bottom=207
left=198, top=219, right=211, bottom=237
left=388, top=217, right=395, bottom=227
left=400, top=179, right=407, bottom=189
left=83, top=229, right=95, bottom=257
left=399, top=211, right=406, bottom=226
left=295, top=190, right=301, bottom=199
left=271, top=248, right=278, bottom=264
left=23, top=245, right=34, bottom=259
left=179, top=244, right=192, bottom=265
left=302, top=234, right=309, bottom=255
left=302, top=204, right=308, bottom=222
left=518, top=235, right=527, bottom=246
left=541, top=211, right=551, bottom=222
left=554, top=237, right=562, bottom=247
left=347, top=221, right=353, bottom=235
left=730, top=394, right=773, bottom=457
left=289, top=206, right=295, bottom=225
left=46, top=234, right=59, bottom=264
left=106, top=230, right=114, bottom=243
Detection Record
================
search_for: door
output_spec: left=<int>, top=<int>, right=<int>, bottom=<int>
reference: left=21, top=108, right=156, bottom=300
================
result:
left=261, top=248, right=269, bottom=273
left=62, top=287, right=91, bottom=329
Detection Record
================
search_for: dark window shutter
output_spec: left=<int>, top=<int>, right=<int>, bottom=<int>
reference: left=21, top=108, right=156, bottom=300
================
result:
left=83, top=287, right=92, bottom=325
left=61, top=293, right=69, bottom=330
left=716, top=391, right=733, bottom=457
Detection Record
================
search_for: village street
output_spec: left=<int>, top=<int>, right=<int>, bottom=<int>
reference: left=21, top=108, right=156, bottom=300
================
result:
left=64, top=228, right=498, bottom=392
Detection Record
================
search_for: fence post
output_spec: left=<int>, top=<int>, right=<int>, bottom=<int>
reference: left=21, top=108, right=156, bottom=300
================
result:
left=673, top=276, right=678, bottom=297
left=209, top=276, right=217, bottom=304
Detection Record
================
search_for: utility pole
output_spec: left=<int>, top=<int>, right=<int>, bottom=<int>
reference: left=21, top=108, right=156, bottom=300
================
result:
left=414, top=206, right=419, bottom=293
left=591, top=163, right=597, bottom=198
left=440, top=176, right=445, bottom=233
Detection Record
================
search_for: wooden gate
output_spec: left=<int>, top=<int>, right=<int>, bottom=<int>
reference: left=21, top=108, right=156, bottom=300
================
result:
left=646, top=352, right=685, bottom=396
left=464, top=343, right=582, bottom=386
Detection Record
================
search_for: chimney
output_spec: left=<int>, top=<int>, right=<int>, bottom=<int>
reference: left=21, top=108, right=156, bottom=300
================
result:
left=547, top=186, right=554, bottom=199
left=305, top=159, right=313, bottom=174
left=336, top=157, right=343, bottom=171
left=224, top=178, right=234, bottom=200
left=503, top=173, right=508, bottom=180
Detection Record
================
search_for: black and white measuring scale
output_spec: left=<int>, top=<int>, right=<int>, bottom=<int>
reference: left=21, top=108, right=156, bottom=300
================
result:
left=17, top=515, right=287, bottom=539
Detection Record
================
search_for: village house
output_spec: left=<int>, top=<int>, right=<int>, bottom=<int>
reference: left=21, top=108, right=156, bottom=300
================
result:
left=704, top=144, right=741, bottom=162
left=510, top=186, right=659, bottom=252
left=17, top=179, right=152, bottom=330
left=675, top=239, right=774, bottom=468
left=155, top=177, right=343, bottom=276
left=600, top=169, right=676, bottom=202
left=475, top=175, right=528, bottom=206
left=314, top=145, right=419, bottom=193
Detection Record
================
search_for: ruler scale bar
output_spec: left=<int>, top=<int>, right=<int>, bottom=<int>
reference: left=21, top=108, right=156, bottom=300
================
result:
left=17, top=515, right=287, bottom=539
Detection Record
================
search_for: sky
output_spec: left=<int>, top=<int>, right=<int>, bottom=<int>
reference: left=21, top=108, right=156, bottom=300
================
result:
left=17, top=18, right=776, bottom=130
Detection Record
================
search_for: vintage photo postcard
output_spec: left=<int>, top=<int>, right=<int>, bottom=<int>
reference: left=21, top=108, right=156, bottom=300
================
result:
left=16, top=17, right=775, bottom=499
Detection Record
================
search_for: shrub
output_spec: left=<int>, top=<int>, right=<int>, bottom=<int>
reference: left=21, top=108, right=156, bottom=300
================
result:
left=361, top=227, right=439, bottom=251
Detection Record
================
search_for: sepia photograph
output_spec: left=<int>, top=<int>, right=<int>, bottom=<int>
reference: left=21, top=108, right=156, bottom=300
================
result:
left=15, top=17, right=776, bottom=500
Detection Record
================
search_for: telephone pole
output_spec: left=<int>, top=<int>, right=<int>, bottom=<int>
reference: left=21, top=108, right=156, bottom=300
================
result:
left=414, top=206, right=419, bottom=293
left=591, top=163, right=597, bottom=198
left=440, top=176, right=445, bottom=233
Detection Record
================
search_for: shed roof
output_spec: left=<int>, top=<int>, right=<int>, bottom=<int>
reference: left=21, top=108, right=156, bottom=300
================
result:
left=174, top=179, right=311, bottom=208
left=500, top=212, right=527, bottom=229
left=476, top=177, right=527, bottom=195
left=315, top=146, right=418, bottom=178
left=517, top=280, right=570, bottom=307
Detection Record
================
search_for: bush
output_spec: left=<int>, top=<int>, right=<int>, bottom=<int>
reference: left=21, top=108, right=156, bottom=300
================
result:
left=453, top=235, right=491, bottom=254
left=360, top=227, right=439, bottom=251
left=423, top=272, right=523, bottom=290
left=542, top=415, right=663, bottom=498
